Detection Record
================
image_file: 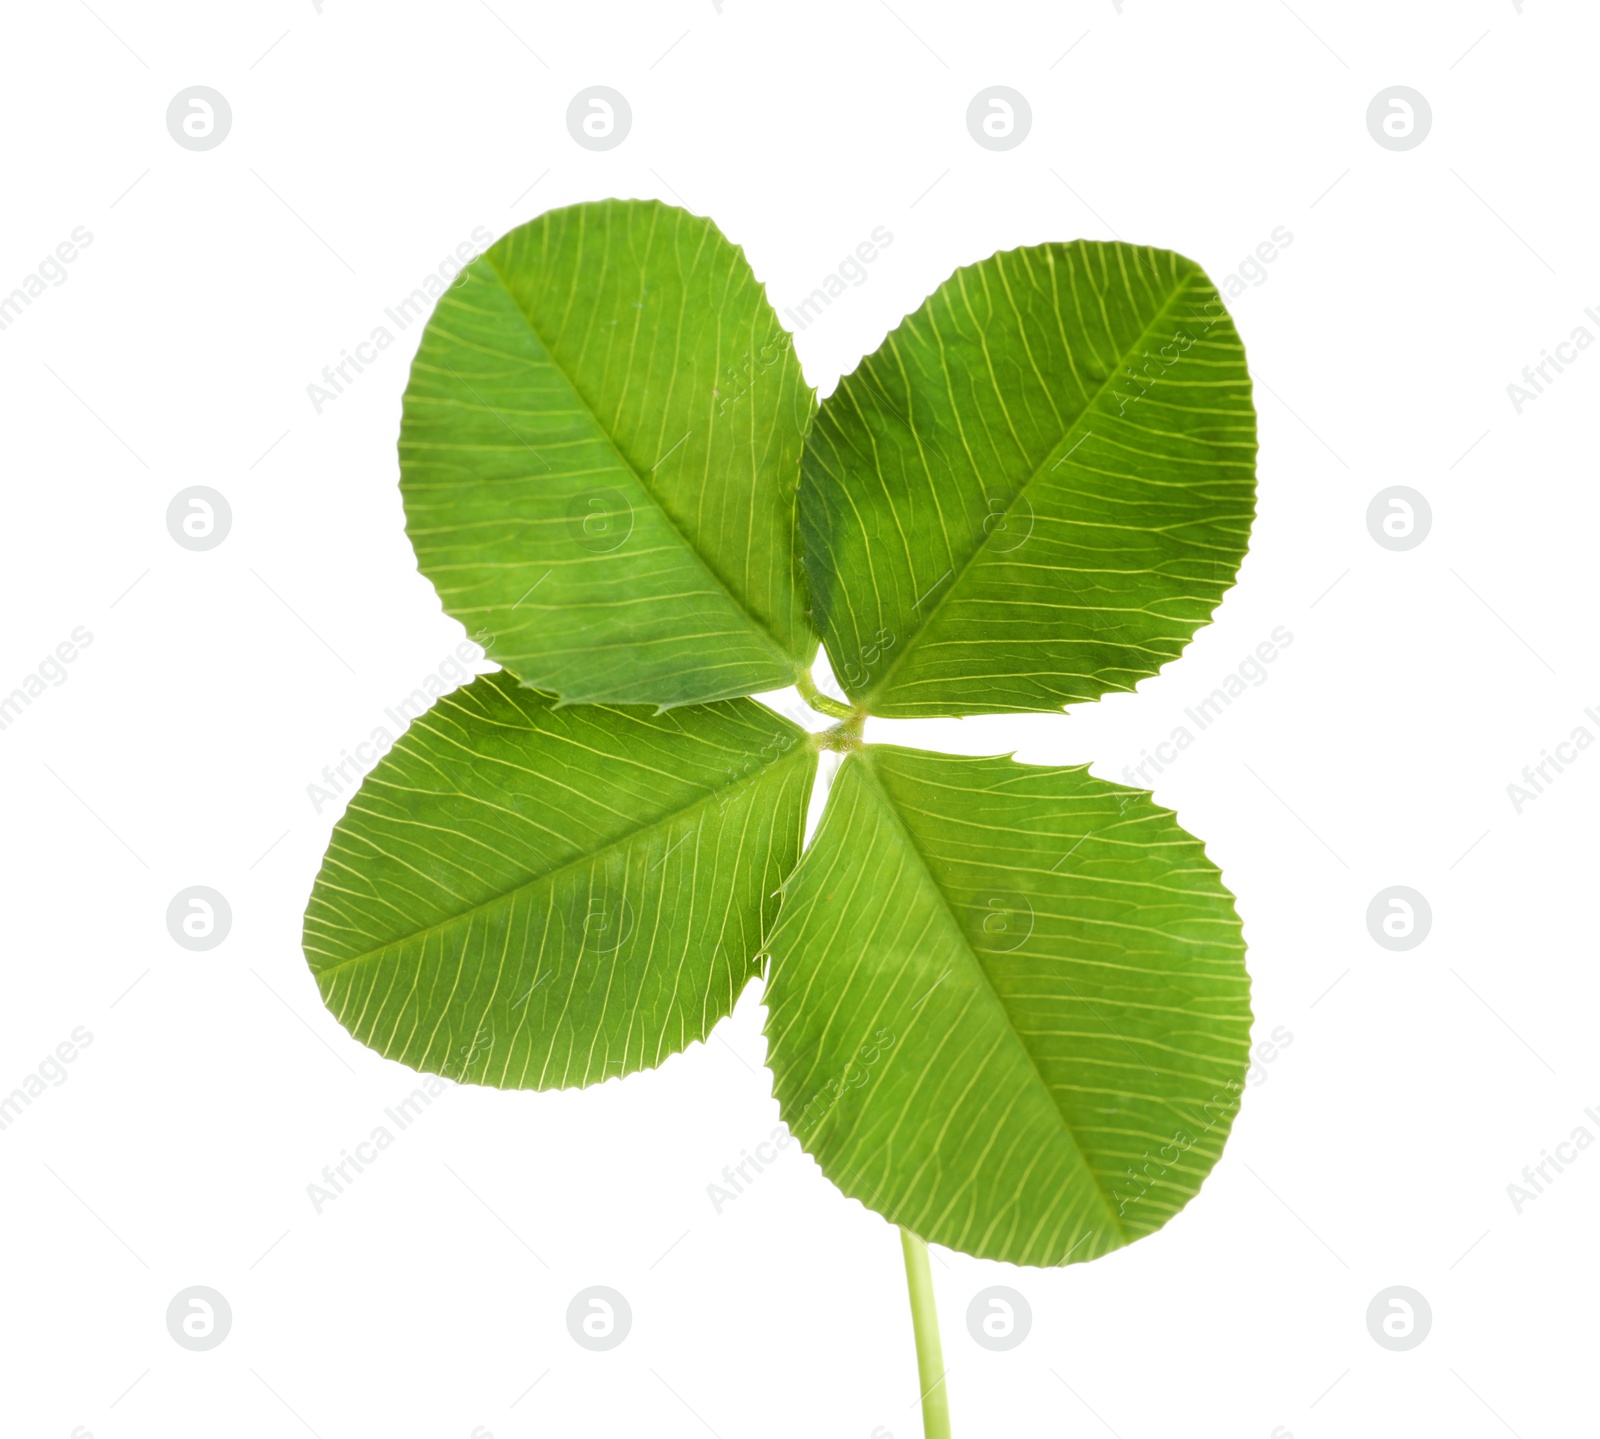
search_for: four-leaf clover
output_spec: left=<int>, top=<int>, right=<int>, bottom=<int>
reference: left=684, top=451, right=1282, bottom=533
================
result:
left=303, top=196, right=1258, bottom=1424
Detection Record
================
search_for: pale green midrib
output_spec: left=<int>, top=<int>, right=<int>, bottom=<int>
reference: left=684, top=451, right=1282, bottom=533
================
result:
left=475, top=247, right=808, bottom=677
left=857, top=269, right=1207, bottom=711
left=851, top=749, right=1130, bottom=1241
left=308, top=740, right=814, bottom=982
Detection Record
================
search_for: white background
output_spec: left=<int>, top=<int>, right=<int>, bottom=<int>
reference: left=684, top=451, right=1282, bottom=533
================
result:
left=1, top=1, right=1594, bottom=1435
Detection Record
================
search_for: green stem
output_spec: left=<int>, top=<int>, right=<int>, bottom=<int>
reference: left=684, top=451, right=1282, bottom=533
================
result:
left=796, top=666, right=855, bottom=721
left=900, top=1228, right=951, bottom=1439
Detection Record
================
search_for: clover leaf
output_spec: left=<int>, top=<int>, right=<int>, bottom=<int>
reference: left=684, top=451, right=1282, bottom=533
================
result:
left=802, top=240, right=1256, bottom=715
left=399, top=199, right=816, bottom=707
left=303, top=198, right=1257, bottom=1437
left=766, top=744, right=1250, bottom=1269
left=304, top=674, right=814, bottom=1086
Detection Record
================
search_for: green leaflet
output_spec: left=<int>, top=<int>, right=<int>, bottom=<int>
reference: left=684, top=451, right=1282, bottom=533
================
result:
left=400, top=199, right=816, bottom=708
left=763, top=745, right=1250, bottom=1267
left=303, top=672, right=815, bottom=1088
left=802, top=240, right=1256, bottom=717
